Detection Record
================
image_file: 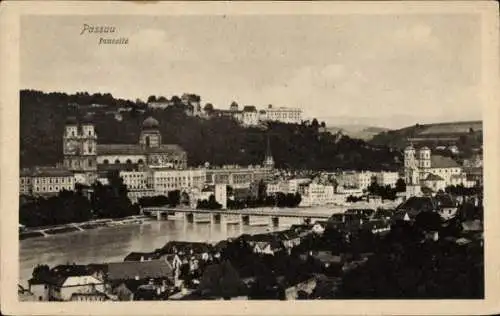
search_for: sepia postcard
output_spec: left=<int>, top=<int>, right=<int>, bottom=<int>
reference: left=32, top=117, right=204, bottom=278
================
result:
left=1, top=1, right=499, bottom=315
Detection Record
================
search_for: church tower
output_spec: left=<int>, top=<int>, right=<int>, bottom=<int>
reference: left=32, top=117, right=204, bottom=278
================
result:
left=404, top=143, right=422, bottom=197
left=63, top=115, right=98, bottom=183
left=139, top=116, right=161, bottom=148
left=263, top=135, right=275, bottom=169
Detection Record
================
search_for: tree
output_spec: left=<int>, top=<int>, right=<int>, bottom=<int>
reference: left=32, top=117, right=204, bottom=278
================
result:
left=204, top=103, right=214, bottom=113
left=32, top=264, right=51, bottom=280
left=311, top=118, right=319, bottom=128
left=171, top=95, right=181, bottom=105
left=147, top=95, right=157, bottom=103
left=395, top=178, right=406, bottom=192
left=157, top=96, right=168, bottom=102
left=168, top=190, right=181, bottom=207
left=415, top=211, right=442, bottom=232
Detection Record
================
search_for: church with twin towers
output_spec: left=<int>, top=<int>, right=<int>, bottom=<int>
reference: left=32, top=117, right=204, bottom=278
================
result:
left=403, top=144, right=472, bottom=197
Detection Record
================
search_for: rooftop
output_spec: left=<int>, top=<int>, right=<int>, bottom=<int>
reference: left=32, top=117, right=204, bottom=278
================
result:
left=24, top=166, right=74, bottom=178
left=97, top=144, right=185, bottom=155
left=107, top=260, right=174, bottom=281
left=397, top=196, right=436, bottom=212
left=430, top=155, right=460, bottom=169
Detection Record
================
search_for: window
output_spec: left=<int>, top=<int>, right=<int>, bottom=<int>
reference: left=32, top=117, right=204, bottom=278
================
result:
left=126, top=159, right=132, bottom=164
left=103, top=159, right=109, bottom=164
left=145, top=136, right=151, bottom=147
left=115, top=159, right=120, bottom=164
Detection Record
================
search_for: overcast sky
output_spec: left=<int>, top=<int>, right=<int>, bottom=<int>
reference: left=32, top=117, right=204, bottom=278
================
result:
left=21, top=14, right=482, bottom=129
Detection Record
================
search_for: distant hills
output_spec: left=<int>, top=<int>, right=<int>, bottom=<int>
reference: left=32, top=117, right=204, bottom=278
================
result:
left=326, top=125, right=390, bottom=141
left=369, top=121, right=483, bottom=152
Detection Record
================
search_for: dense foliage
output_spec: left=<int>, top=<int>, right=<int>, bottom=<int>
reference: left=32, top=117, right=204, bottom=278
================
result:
left=137, top=191, right=181, bottom=207
left=366, top=179, right=406, bottom=201
left=20, top=90, right=401, bottom=171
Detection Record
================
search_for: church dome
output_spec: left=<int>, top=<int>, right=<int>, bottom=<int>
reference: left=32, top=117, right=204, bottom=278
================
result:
left=142, top=116, right=159, bottom=129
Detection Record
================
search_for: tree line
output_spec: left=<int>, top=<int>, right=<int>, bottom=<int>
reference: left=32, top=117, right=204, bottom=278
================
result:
left=20, top=90, right=402, bottom=171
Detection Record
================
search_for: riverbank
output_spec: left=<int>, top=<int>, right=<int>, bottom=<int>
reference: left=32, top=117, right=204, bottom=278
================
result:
left=19, top=215, right=154, bottom=240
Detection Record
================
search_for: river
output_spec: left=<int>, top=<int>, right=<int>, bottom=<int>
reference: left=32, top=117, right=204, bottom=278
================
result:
left=19, top=219, right=288, bottom=288
left=20, top=203, right=397, bottom=288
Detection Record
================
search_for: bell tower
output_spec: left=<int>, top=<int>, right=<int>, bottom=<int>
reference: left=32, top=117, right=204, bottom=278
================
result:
left=263, top=135, right=275, bottom=169
left=62, top=115, right=98, bottom=183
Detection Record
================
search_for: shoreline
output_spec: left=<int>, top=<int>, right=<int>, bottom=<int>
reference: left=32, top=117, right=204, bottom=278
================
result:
left=19, top=201, right=398, bottom=240
left=19, top=215, right=154, bottom=240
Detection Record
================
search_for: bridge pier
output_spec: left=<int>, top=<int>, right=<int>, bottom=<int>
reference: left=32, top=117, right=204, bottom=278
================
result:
left=156, top=211, right=168, bottom=221
left=193, top=212, right=211, bottom=223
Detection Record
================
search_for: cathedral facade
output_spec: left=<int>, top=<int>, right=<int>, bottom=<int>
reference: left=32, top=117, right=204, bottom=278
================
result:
left=403, top=144, right=467, bottom=197
left=63, top=116, right=187, bottom=184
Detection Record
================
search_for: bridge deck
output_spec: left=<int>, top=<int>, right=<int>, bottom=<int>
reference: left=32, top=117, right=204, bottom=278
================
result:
left=142, top=207, right=332, bottom=218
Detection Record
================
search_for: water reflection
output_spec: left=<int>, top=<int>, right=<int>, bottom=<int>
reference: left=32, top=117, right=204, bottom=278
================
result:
left=19, top=219, right=283, bottom=287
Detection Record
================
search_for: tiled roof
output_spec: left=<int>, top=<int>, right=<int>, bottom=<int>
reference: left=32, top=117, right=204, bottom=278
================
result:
left=397, top=196, right=436, bottom=212
left=97, top=144, right=185, bottom=155
left=160, top=241, right=212, bottom=254
left=242, top=106, right=257, bottom=112
left=123, top=252, right=159, bottom=262
left=430, top=155, right=460, bottom=169
left=29, top=167, right=74, bottom=177
left=434, top=194, right=456, bottom=208
left=107, top=260, right=174, bottom=281
left=311, top=251, right=342, bottom=264
left=51, top=264, right=94, bottom=278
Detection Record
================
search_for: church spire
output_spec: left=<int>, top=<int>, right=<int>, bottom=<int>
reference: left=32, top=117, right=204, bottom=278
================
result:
left=263, top=134, right=274, bottom=169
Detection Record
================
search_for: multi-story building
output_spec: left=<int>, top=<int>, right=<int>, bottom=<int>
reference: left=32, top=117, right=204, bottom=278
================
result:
left=118, top=168, right=207, bottom=203
left=259, top=104, right=302, bottom=124
left=338, top=171, right=373, bottom=191
left=20, top=167, right=75, bottom=197
left=20, top=168, right=33, bottom=195
left=205, top=157, right=273, bottom=189
left=374, top=171, right=399, bottom=188
left=266, top=181, right=291, bottom=196
left=298, top=183, right=335, bottom=206
left=149, top=168, right=206, bottom=194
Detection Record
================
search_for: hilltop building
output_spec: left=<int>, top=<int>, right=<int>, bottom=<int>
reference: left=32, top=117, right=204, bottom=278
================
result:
left=205, top=103, right=303, bottom=126
left=259, top=104, right=302, bottom=124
